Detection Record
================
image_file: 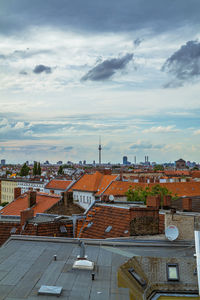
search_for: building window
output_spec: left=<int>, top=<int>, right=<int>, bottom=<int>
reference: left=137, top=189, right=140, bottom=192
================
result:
left=83, top=196, right=85, bottom=202
left=80, top=196, right=82, bottom=202
left=167, top=263, right=179, bottom=281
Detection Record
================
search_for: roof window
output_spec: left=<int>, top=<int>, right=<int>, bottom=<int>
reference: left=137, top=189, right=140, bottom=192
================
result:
left=60, top=225, right=67, bottom=233
left=87, top=222, right=93, bottom=228
left=10, top=227, right=17, bottom=234
left=128, top=268, right=146, bottom=287
left=105, top=225, right=112, bottom=233
left=166, top=263, right=179, bottom=281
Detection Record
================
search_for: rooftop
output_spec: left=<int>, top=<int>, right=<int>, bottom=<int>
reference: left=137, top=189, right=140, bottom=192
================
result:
left=45, top=179, right=73, bottom=190
left=0, top=192, right=61, bottom=216
left=70, top=171, right=118, bottom=194
left=0, top=235, right=195, bottom=300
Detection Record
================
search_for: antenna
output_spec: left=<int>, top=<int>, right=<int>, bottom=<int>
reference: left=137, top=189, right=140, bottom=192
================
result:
left=98, top=136, right=102, bottom=165
left=165, top=225, right=179, bottom=241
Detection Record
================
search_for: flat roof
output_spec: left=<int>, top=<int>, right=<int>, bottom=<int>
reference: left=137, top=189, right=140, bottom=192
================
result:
left=0, top=236, right=195, bottom=300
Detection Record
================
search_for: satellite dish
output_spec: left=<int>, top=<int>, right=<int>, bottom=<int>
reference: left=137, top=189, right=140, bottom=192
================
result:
left=109, top=195, right=114, bottom=201
left=165, top=225, right=179, bottom=241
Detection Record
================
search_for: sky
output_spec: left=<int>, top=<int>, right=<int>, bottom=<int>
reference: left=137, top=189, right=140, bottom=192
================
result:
left=0, top=0, right=200, bottom=164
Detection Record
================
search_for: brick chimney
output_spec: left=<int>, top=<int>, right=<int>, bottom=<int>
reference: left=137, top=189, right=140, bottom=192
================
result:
left=182, top=197, right=192, bottom=211
left=146, top=195, right=161, bottom=209
left=50, top=190, right=54, bottom=194
left=28, top=191, right=37, bottom=208
left=20, top=208, right=34, bottom=226
left=163, top=195, right=172, bottom=209
left=14, top=187, right=21, bottom=199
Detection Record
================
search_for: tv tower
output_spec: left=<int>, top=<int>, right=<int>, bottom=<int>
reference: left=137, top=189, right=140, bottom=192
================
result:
left=98, top=136, right=102, bottom=165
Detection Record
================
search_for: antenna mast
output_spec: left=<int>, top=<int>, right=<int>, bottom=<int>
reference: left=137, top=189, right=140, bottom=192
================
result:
left=98, top=136, right=102, bottom=165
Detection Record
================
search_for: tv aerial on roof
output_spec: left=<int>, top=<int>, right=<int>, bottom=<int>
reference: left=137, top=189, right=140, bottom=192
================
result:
left=165, top=225, right=179, bottom=241
left=109, top=195, right=114, bottom=201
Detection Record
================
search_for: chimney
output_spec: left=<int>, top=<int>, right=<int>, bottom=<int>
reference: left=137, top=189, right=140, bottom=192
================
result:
left=14, top=187, right=21, bottom=199
left=146, top=195, right=161, bottom=209
left=20, top=208, right=34, bottom=226
left=50, top=190, right=54, bottom=194
left=28, top=191, right=37, bottom=208
left=163, top=195, right=171, bottom=209
left=182, top=197, right=192, bottom=211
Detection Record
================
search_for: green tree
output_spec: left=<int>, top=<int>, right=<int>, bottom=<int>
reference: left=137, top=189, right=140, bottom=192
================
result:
left=33, top=161, right=38, bottom=176
left=37, top=162, right=41, bottom=175
left=58, top=165, right=63, bottom=175
left=126, top=186, right=150, bottom=204
left=126, top=184, right=172, bottom=205
left=20, top=163, right=30, bottom=177
left=153, top=164, right=164, bottom=171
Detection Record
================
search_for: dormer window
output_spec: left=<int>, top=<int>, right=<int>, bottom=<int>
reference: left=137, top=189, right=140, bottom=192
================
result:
left=167, top=263, right=179, bottom=281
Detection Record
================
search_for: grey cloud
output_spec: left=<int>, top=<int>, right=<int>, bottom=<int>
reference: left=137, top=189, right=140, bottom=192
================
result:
left=1, top=0, right=199, bottom=36
left=64, top=146, right=73, bottom=151
left=0, top=49, right=52, bottom=61
left=130, top=142, right=163, bottom=150
left=33, top=65, right=52, bottom=74
left=162, top=40, right=200, bottom=87
left=134, top=38, right=142, bottom=47
left=81, top=53, right=133, bottom=81
left=19, top=70, right=28, bottom=75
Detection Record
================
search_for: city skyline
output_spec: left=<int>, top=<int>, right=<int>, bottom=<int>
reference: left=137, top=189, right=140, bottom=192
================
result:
left=0, top=1, right=200, bottom=163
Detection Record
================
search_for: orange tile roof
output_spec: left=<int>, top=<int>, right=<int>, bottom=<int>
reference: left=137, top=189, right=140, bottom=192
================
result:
left=191, top=171, right=200, bottom=178
left=45, top=179, right=72, bottom=190
left=164, top=170, right=190, bottom=176
left=71, top=171, right=118, bottom=194
left=0, top=192, right=61, bottom=216
left=103, top=181, right=200, bottom=197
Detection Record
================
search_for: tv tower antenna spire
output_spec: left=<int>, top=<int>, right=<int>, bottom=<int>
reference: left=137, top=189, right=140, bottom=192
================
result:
left=98, top=136, right=102, bottom=165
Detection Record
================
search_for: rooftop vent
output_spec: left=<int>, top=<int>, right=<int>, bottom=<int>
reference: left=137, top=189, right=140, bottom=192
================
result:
left=72, top=241, right=94, bottom=270
left=38, top=285, right=62, bottom=296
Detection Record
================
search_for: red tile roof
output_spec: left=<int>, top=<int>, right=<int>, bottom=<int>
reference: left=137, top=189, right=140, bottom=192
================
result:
left=103, top=181, right=200, bottom=197
left=45, top=179, right=72, bottom=190
left=77, top=205, right=130, bottom=239
left=164, top=170, right=190, bottom=176
left=71, top=171, right=118, bottom=194
left=0, top=192, right=61, bottom=216
left=76, top=204, right=162, bottom=239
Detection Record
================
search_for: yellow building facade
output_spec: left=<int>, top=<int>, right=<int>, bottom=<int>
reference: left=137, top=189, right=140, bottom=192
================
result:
left=1, top=180, right=18, bottom=203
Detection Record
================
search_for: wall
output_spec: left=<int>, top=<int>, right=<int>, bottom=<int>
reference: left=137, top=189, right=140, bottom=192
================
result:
left=1, top=180, right=18, bottom=203
left=73, top=191, right=95, bottom=210
left=18, top=181, right=45, bottom=194
left=130, top=207, right=159, bottom=235
left=165, top=212, right=197, bottom=240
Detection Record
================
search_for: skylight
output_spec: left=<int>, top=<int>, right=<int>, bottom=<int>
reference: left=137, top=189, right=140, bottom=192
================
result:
left=105, top=225, right=112, bottom=233
left=10, top=227, right=17, bottom=234
left=60, top=225, right=67, bottom=233
left=128, top=268, right=146, bottom=287
left=166, top=263, right=179, bottom=281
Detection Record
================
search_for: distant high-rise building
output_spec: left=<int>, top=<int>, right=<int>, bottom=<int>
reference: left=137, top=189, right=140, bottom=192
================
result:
left=83, top=160, right=86, bottom=165
left=123, top=156, right=128, bottom=165
left=98, top=137, right=102, bottom=165
left=57, top=161, right=63, bottom=165
left=1, top=159, right=6, bottom=166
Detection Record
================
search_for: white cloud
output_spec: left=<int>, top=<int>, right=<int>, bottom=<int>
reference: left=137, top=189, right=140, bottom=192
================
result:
left=143, top=125, right=180, bottom=133
left=193, top=129, right=200, bottom=135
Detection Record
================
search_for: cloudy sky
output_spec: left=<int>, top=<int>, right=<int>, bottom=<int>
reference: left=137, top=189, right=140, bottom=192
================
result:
left=0, top=0, right=200, bottom=164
